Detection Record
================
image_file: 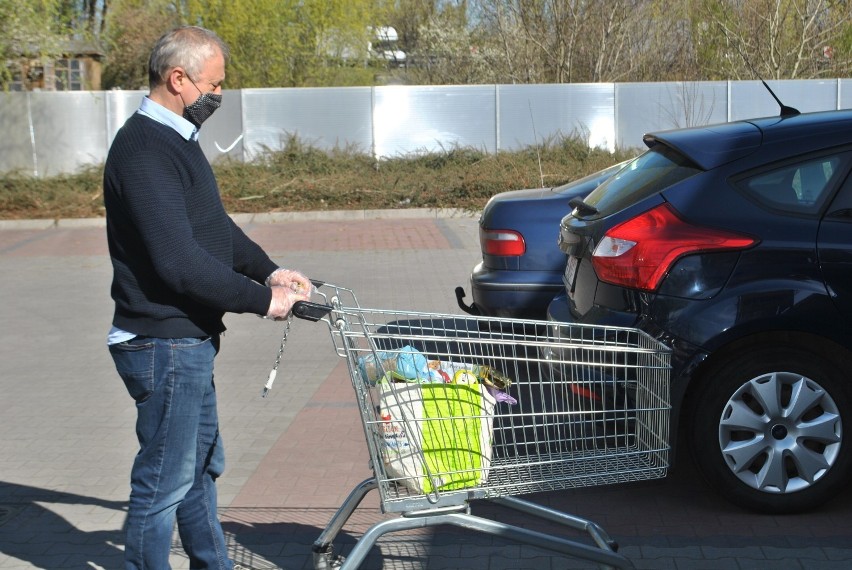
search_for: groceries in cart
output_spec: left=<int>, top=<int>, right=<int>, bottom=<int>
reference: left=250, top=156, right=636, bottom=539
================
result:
left=357, top=345, right=513, bottom=389
left=356, top=345, right=515, bottom=494
left=378, top=380, right=497, bottom=494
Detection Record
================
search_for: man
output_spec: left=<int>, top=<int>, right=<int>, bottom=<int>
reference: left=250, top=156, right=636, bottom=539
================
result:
left=103, top=26, right=310, bottom=569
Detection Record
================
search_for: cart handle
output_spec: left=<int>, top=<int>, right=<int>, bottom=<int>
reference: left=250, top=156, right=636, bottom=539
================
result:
left=293, top=300, right=334, bottom=322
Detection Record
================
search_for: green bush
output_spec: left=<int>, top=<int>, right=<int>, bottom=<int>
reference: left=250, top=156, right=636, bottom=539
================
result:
left=0, top=135, right=635, bottom=219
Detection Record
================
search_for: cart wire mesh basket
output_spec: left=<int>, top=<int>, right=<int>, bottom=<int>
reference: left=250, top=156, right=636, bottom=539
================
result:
left=287, top=282, right=671, bottom=570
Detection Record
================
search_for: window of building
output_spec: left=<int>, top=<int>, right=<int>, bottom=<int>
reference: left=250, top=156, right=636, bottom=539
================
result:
left=54, top=58, right=83, bottom=91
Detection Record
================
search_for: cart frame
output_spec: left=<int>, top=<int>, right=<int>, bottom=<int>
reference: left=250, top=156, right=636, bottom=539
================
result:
left=286, top=283, right=671, bottom=570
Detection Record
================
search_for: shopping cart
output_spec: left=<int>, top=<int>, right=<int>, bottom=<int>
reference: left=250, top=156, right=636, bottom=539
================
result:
left=274, top=282, right=671, bottom=570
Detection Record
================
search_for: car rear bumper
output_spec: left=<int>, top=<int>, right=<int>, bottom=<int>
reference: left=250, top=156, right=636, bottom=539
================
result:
left=546, top=293, right=640, bottom=329
left=546, top=293, right=706, bottom=460
left=470, top=262, right=563, bottom=319
left=544, top=293, right=647, bottom=380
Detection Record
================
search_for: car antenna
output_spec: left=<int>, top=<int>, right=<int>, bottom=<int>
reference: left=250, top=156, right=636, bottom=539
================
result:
left=758, top=79, right=800, bottom=117
left=735, top=43, right=800, bottom=117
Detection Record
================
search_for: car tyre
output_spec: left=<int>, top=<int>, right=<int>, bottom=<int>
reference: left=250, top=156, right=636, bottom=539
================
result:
left=688, top=345, right=852, bottom=514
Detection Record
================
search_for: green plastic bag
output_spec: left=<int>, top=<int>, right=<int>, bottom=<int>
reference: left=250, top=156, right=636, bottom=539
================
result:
left=378, top=380, right=496, bottom=495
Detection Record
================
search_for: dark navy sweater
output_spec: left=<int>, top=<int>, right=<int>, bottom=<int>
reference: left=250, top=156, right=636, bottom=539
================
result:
left=104, top=113, right=277, bottom=338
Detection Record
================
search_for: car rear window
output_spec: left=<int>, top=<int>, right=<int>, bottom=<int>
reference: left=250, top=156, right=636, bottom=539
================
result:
left=581, top=145, right=701, bottom=217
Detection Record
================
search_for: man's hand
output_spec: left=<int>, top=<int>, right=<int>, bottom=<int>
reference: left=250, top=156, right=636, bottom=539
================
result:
left=266, top=286, right=311, bottom=320
left=266, top=268, right=312, bottom=294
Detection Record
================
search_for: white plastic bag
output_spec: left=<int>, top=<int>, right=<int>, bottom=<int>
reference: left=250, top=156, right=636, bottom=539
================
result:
left=377, top=378, right=496, bottom=495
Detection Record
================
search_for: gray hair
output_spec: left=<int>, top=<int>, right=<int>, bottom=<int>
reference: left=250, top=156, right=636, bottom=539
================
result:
left=148, top=26, right=230, bottom=88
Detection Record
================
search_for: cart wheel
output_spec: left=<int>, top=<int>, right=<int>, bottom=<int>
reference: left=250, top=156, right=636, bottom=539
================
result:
left=607, top=539, right=619, bottom=552
left=312, top=548, right=345, bottom=569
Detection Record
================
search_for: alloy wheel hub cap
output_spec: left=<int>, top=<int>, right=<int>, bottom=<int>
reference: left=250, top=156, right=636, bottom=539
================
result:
left=718, top=371, right=842, bottom=494
left=771, top=424, right=788, bottom=440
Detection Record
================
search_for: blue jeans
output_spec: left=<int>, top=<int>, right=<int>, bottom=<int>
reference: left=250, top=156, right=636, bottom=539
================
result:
left=109, top=335, right=232, bottom=570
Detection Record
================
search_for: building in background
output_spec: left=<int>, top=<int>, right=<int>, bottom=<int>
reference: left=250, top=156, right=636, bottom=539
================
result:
left=369, top=26, right=406, bottom=67
left=8, top=39, right=104, bottom=91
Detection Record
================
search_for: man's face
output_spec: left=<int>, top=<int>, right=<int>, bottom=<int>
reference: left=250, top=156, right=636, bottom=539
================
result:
left=183, top=49, right=225, bottom=104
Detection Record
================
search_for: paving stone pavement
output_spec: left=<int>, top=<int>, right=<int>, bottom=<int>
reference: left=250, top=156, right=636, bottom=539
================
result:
left=1, top=211, right=852, bottom=570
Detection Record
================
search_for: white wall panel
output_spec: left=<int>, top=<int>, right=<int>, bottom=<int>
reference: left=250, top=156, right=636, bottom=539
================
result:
left=498, top=83, right=615, bottom=151
left=616, top=82, right=729, bottom=151
left=373, top=85, right=496, bottom=158
left=241, top=87, right=372, bottom=160
left=730, top=80, right=838, bottom=120
left=1, top=79, right=850, bottom=177
left=30, top=91, right=107, bottom=176
left=837, top=79, right=852, bottom=110
left=0, top=93, right=36, bottom=175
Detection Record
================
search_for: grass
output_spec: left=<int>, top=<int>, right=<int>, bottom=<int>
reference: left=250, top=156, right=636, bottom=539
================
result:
left=0, top=134, right=634, bottom=220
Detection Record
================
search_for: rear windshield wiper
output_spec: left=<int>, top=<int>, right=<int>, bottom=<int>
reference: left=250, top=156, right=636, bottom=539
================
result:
left=569, top=197, right=598, bottom=217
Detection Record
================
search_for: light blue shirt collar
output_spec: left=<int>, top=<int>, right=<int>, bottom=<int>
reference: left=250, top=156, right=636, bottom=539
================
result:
left=137, top=96, right=199, bottom=141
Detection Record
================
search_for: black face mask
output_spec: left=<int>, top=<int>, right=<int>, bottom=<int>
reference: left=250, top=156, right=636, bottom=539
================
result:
left=183, top=78, right=221, bottom=128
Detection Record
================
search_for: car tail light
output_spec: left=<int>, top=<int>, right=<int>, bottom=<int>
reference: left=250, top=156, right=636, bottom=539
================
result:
left=481, top=228, right=526, bottom=256
left=592, top=203, right=757, bottom=292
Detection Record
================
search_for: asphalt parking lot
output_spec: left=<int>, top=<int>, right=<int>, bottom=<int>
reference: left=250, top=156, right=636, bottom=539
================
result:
left=1, top=211, right=852, bottom=569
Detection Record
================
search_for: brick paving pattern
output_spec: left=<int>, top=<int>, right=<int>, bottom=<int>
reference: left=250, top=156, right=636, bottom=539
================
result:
left=1, top=212, right=852, bottom=569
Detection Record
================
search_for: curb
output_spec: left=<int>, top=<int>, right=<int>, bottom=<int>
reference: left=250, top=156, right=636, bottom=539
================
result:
left=0, top=208, right=481, bottom=231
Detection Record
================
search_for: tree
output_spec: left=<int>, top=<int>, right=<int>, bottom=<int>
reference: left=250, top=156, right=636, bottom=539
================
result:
left=387, top=0, right=491, bottom=84
left=185, top=0, right=384, bottom=88
left=0, top=0, right=68, bottom=90
left=101, top=0, right=181, bottom=90
left=693, top=0, right=851, bottom=80
left=383, top=0, right=441, bottom=56
left=293, top=0, right=385, bottom=86
left=401, top=0, right=849, bottom=85
left=468, top=1, right=684, bottom=84
left=472, top=0, right=565, bottom=83
left=57, top=0, right=107, bottom=38
left=407, top=17, right=496, bottom=84
left=13, top=0, right=848, bottom=92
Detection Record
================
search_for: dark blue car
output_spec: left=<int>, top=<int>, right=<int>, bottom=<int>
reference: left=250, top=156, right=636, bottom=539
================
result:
left=457, top=162, right=627, bottom=319
left=550, top=108, right=852, bottom=514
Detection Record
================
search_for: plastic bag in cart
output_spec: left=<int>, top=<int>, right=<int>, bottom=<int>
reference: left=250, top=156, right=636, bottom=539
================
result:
left=358, top=345, right=514, bottom=390
left=377, top=380, right=497, bottom=495
left=358, top=345, right=443, bottom=384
